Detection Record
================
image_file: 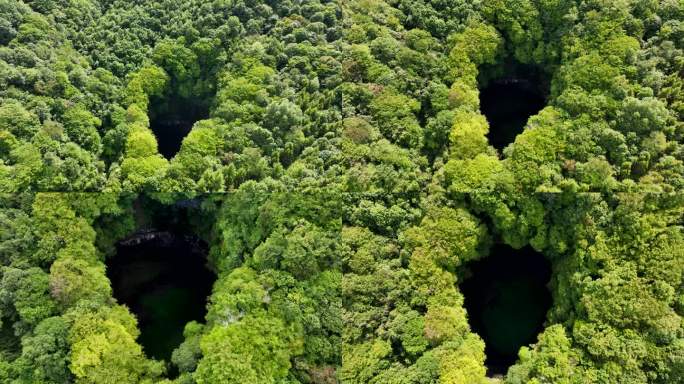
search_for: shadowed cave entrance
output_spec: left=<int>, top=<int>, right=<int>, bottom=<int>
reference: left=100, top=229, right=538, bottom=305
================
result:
left=149, top=93, right=210, bottom=159
left=460, top=244, right=552, bottom=376
left=479, top=68, right=547, bottom=151
left=107, top=216, right=214, bottom=361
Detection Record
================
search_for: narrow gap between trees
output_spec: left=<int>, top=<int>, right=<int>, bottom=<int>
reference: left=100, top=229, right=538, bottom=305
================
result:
left=0, top=321, right=20, bottom=361
left=459, top=244, right=552, bottom=376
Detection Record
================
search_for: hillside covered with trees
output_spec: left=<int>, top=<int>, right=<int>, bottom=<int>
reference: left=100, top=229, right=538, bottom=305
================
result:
left=0, top=0, right=682, bottom=383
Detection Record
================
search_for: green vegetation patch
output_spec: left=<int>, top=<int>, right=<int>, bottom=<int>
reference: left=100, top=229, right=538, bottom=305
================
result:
left=0, top=0, right=682, bottom=383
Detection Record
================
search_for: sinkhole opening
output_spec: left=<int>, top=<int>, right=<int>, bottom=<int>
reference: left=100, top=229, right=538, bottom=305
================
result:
left=479, top=66, right=547, bottom=151
left=149, top=92, right=210, bottom=159
left=460, top=244, right=552, bottom=376
left=106, top=201, right=215, bottom=361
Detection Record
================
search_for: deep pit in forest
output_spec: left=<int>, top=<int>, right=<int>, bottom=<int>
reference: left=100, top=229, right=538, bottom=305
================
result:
left=480, top=76, right=546, bottom=151
left=460, top=244, right=552, bottom=376
left=149, top=93, right=210, bottom=159
left=107, top=228, right=214, bottom=361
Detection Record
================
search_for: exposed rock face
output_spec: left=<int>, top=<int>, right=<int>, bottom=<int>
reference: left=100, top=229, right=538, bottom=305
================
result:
left=118, top=230, right=206, bottom=254
left=118, top=230, right=175, bottom=247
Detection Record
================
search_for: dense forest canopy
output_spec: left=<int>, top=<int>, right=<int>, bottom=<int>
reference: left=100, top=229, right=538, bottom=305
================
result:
left=0, top=0, right=682, bottom=383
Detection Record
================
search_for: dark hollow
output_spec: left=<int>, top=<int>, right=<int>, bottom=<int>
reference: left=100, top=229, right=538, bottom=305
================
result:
left=107, top=231, right=214, bottom=361
left=480, top=79, right=546, bottom=150
left=460, top=244, right=552, bottom=376
left=149, top=94, right=209, bottom=159
left=0, top=321, right=20, bottom=361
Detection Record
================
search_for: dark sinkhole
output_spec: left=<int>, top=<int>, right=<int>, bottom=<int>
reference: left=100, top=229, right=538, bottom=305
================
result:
left=460, top=244, right=552, bottom=376
left=149, top=93, right=210, bottom=159
left=107, top=230, right=214, bottom=361
left=480, top=78, right=546, bottom=151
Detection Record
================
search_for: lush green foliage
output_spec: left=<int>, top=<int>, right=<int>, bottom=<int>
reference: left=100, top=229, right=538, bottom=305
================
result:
left=0, top=0, right=682, bottom=383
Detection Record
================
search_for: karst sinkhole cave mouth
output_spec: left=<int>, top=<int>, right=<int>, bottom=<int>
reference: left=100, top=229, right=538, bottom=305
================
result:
left=460, top=244, right=552, bottom=376
left=479, top=68, right=547, bottom=151
left=106, top=215, right=214, bottom=361
left=149, top=92, right=210, bottom=159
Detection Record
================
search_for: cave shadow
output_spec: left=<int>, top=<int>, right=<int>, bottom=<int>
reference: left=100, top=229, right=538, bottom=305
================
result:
left=478, top=62, right=548, bottom=151
left=106, top=197, right=215, bottom=362
left=459, top=243, right=552, bottom=376
left=148, top=92, right=210, bottom=159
